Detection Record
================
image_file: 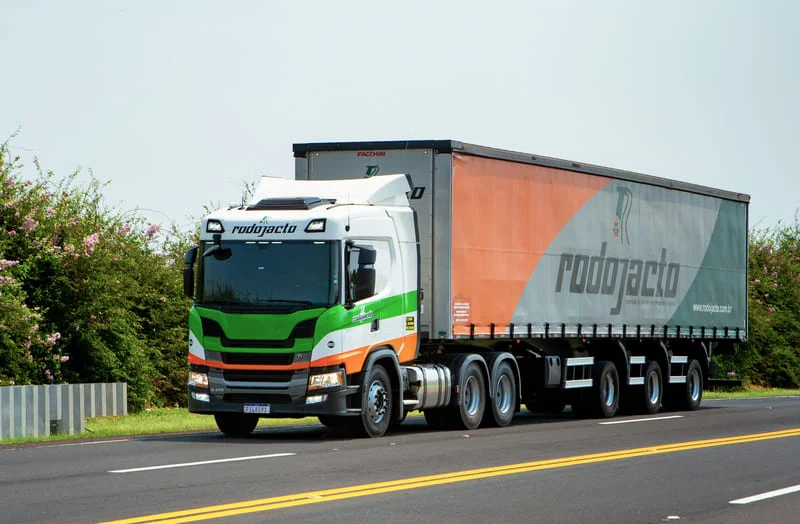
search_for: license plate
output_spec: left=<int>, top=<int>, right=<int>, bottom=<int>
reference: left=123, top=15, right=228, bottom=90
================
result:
left=243, top=403, right=270, bottom=414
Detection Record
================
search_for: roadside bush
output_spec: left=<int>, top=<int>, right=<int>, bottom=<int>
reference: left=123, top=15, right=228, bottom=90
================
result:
left=0, top=139, right=193, bottom=410
left=714, top=218, right=800, bottom=387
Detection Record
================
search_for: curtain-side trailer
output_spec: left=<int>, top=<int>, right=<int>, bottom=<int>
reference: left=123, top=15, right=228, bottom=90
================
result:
left=184, top=140, right=749, bottom=438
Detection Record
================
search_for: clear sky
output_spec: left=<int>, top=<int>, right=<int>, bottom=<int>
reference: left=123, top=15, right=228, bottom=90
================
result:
left=2, top=1, right=798, bottom=232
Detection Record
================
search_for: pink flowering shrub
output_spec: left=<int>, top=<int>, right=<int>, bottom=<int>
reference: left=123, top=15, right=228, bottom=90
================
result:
left=714, top=216, right=800, bottom=387
left=0, top=138, right=195, bottom=409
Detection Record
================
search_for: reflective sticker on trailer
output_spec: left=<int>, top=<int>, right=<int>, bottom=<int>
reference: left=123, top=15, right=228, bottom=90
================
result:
left=406, top=316, right=415, bottom=331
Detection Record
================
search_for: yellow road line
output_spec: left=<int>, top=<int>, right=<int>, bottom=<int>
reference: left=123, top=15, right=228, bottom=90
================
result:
left=99, top=427, right=800, bottom=524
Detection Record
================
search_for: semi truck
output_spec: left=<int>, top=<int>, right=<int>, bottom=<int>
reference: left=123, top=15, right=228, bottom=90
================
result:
left=183, top=140, right=749, bottom=438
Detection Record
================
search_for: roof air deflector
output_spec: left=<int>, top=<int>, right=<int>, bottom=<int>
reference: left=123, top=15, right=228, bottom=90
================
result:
left=246, top=197, right=335, bottom=211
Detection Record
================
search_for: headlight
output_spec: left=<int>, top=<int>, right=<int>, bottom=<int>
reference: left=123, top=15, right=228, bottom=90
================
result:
left=308, top=369, right=345, bottom=390
left=189, top=371, right=209, bottom=388
left=206, top=219, right=225, bottom=233
left=192, top=392, right=211, bottom=402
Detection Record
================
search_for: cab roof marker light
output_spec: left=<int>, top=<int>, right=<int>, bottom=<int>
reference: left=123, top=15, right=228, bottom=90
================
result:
left=305, top=219, right=327, bottom=232
left=206, top=219, right=224, bottom=233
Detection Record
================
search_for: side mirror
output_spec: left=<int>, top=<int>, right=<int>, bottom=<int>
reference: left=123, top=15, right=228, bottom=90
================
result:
left=184, top=246, right=199, bottom=298
left=184, top=246, right=198, bottom=264
left=355, top=266, right=376, bottom=301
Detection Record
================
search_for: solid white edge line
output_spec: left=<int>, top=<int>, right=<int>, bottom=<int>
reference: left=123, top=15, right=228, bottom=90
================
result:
left=730, top=484, right=800, bottom=505
left=599, top=415, right=684, bottom=425
left=109, top=452, right=296, bottom=473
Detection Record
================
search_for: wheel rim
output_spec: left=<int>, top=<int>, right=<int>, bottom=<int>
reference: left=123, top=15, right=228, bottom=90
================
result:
left=367, top=379, right=388, bottom=424
left=464, top=375, right=481, bottom=416
left=688, top=368, right=701, bottom=402
left=495, top=374, right=513, bottom=414
left=647, top=371, right=661, bottom=405
left=602, top=373, right=616, bottom=407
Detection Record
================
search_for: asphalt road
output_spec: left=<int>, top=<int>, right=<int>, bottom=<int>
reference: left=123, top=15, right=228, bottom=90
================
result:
left=2, top=397, right=800, bottom=524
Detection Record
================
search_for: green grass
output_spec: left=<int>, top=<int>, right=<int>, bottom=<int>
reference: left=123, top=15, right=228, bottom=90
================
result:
left=3, top=388, right=799, bottom=445
left=0, top=409, right=319, bottom=446
left=704, top=387, right=800, bottom=399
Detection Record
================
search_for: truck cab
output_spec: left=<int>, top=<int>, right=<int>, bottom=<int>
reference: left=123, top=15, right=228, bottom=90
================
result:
left=185, top=175, right=420, bottom=437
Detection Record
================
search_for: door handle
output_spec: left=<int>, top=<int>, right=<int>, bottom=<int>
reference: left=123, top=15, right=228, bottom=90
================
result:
left=371, top=318, right=379, bottom=332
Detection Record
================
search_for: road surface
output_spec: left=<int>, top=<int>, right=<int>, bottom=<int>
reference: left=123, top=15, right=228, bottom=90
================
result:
left=1, top=397, right=799, bottom=523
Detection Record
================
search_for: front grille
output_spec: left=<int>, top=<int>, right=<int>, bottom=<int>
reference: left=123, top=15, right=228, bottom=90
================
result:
left=223, top=393, right=292, bottom=404
left=223, top=370, right=294, bottom=383
left=200, top=317, right=317, bottom=349
left=219, top=352, right=295, bottom=365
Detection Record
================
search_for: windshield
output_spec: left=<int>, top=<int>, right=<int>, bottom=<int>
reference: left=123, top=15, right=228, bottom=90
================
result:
left=197, top=240, right=340, bottom=311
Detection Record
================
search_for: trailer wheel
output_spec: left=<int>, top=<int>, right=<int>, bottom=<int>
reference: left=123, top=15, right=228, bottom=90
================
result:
left=446, top=361, right=486, bottom=430
left=668, top=359, right=703, bottom=411
left=576, top=361, right=619, bottom=418
left=630, top=361, right=663, bottom=415
left=484, top=361, right=517, bottom=427
left=214, top=413, right=259, bottom=437
left=358, top=364, right=392, bottom=437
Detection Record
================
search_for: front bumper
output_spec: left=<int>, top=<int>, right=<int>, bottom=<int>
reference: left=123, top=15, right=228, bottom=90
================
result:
left=188, top=369, right=360, bottom=417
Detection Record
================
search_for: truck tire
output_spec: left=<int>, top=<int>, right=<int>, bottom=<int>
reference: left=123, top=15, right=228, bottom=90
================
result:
left=214, top=413, right=259, bottom=437
left=630, top=360, right=663, bottom=415
left=484, top=361, right=517, bottom=427
left=358, top=364, right=392, bottom=437
left=574, top=361, right=619, bottom=418
left=668, top=359, right=703, bottom=411
left=445, top=361, right=486, bottom=430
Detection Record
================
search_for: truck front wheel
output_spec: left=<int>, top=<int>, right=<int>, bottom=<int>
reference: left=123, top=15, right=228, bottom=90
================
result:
left=214, top=413, right=258, bottom=438
left=359, top=364, right=392, bottom=437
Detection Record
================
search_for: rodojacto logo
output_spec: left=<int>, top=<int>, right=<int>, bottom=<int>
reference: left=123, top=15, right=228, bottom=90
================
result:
left=555, top=242, right=680, bottom=315
left=613, top=187, right=632, bottom=245
left=231, top=216, right=297, bottom=237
